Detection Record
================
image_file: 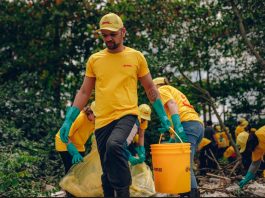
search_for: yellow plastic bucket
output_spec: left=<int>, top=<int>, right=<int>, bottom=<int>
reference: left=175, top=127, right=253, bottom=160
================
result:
left=150, top=142, right=191, bottom=194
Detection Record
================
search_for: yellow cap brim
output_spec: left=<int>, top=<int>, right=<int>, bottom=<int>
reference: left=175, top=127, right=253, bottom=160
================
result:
left=96, top=27, right=121, bottom=32
left=140, top=115, right=151, bottom=121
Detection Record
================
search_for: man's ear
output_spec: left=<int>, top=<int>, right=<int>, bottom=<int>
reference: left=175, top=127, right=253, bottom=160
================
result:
left=121, top=27, right=126, bottom=38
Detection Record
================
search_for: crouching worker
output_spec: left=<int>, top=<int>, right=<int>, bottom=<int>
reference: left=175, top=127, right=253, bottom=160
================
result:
left=55, top=102, right=95, bottom=196
left=237, top=125, right=265, bottom=188
left=127, top=104, right=151, bottom=166
left=197, top=138, right=217, bottom=175
left=153, top=77, right=204, bottom=198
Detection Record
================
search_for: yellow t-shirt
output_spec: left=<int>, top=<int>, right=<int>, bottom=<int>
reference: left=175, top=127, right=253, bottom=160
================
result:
left=214, top=132, right=229, bottom=148
left=198, top=138, right=211, bottom=151
left=86, top=47, right=149, bottom=129
left=252, top=125, right=265, bottom=161
left=55, top=111, right=95, bottom=152
left=223, top=146, right=235, bottom=158
left=158, top=85, right=202, bottom=123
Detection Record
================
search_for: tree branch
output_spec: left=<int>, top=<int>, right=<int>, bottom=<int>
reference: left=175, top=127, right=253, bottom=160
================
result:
left=230, top=0, right=265, bottom=71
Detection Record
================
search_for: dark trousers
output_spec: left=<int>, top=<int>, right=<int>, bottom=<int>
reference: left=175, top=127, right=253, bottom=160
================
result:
left=95, top=115, right=138, bottom=197
left=59, top=151, right=85, bottom=198
left=199, top=143, right=217, bottom=175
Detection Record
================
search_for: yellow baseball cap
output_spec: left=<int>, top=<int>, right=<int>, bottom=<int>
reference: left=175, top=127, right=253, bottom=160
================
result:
left=153, top=77, right=166, bottom=86
left=239, top=118, right=249, bottom=127
left=236, top=131, right=249, bottom=153
left=250, top=128, right=257, bottom=133
left=215, top=125, right=221, bottom=132
left=98, top=13, right=123, bottom=32
left=139, top=104, right=151, bottom=121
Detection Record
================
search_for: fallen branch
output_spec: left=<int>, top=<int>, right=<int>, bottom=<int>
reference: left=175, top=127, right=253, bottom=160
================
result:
left=206, top=173, right=231, bottom=182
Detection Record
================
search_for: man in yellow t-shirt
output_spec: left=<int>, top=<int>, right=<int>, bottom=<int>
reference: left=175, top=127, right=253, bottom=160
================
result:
left=237, top=125, right=265, bottom=188
left=58, top=13, right=171, bottom=197
left=153, top=77, right=204, bottom=197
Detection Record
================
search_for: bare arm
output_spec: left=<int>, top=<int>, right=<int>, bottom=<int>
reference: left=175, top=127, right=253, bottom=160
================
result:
left=139, top=73, right=160, bottom=103
left=165, top=99, right=179, bottom=116
left=72, top=76, right=95, bottom=110
left=137, top=128, right=145, bottom=146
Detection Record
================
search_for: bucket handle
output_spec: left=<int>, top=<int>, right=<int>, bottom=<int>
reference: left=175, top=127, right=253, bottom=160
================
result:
left=158, top=127, right=184, bottom=144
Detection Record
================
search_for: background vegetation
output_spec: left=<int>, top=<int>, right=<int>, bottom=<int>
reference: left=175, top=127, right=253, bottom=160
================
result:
left=0, top=0, right=264, bottom=196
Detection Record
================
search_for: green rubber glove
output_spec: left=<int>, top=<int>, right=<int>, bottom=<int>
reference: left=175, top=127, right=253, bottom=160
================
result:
left=67, top=143, right=83, bottom=164
left=60, top=106, right=80, bottom=143
left=168, top=138, right=176, bottom=143
left=129, top=155, right=141, bottom=166
left=153, top=99, right=171, bottom=134
left=135, top=146, right=145, bottom=162
left=171, top=114, right=188, bottom=143
left=239, top=172, right=255, bottom=188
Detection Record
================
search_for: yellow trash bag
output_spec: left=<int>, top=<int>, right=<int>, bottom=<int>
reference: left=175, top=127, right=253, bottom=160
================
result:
left=59, top=142, right=103, bottom=197
left=59, top=136, right=155, bottom=197
left=130, top=163, right=156, bottom=197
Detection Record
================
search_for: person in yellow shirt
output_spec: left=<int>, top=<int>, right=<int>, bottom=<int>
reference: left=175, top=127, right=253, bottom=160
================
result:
left=55, top=102, right=95, bottom=174
left=197, top=138, right=217, bottom=175
left=127, top=104, right=151, bottom=165
left=153, top=77, right=204, bottom=197
left=214, top=125, right=230, bottom=160
left=237, top=125, right=265, bottom=188
left=235, top=118, right=249, bottom=139
left=58, top=13, right=171, bottom=197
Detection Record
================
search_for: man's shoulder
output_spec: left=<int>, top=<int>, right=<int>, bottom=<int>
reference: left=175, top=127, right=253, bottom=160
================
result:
left=90, top=49, right=107, bottom=57
left=125, top=47, right=144, bottom=55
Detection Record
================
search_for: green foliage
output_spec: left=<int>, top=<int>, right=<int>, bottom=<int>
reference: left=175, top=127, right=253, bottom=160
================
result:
left=0, top=118, right=63, bottom=196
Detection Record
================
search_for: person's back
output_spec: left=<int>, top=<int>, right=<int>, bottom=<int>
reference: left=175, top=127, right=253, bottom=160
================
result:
left=204, top=120, right=216, bottom=142
left=157, top=84, right=202, bottom=123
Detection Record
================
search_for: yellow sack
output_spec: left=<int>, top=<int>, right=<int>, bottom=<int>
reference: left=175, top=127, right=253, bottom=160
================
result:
left=60, top=137, right=155, bottom=197
left=59, top=146, right=103, bottom=197
left=130, top=163, right=156, bottom=197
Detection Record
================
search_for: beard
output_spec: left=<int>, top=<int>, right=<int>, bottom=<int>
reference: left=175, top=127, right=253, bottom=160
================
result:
left=105, top=41, right=120, bottom=50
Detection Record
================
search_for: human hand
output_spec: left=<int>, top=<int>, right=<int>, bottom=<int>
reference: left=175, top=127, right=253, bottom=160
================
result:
left=129, top=155, right=142, bottom=166
left=239, top=172, right=255, bottom=188
left=60, top=106, right=80, bottom=143
left=67, top=143, right=83, bottom=164
left=168, top=138, right=176, bottom=143
left=72, top=153, right=84, bottom=164
left=159, top=116, right=171, bottom=134
left=135, top=146, right=145, bottom=162
left=175, top=131, right=188, bottom=143
left=153, top=99, right=171, bottom=134
left=60, top=121, right=72, bottom=143
left=171, top=114, right=188, bottom=143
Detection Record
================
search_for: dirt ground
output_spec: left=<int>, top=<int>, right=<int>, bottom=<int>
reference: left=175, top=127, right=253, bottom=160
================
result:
left=154, top=172, right=265, bottom=197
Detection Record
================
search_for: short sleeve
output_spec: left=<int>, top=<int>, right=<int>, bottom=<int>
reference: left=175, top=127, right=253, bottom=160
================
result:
left=158, top=87, right=173, bottom=105
left=137, top=51, right=150, bottom=77
left=85, top=56, right=96, bottom=77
